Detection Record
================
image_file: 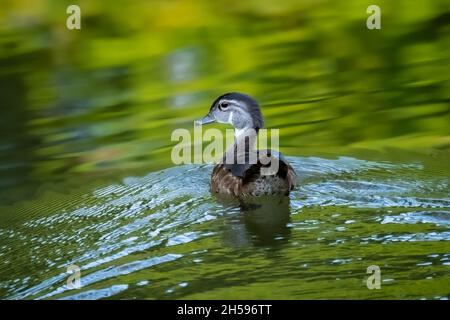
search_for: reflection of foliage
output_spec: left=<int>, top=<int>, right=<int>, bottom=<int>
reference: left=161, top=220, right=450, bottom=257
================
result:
left=0, top=0, right=449, bottom=197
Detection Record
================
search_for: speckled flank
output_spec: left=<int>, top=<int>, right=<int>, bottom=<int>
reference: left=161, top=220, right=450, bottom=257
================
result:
left=211, top=162, right=296, bottom=196
left=245, top=175, right=288, bottom=196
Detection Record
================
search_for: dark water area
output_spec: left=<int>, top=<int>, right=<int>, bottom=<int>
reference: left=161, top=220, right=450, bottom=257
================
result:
left=0, top=0, right=449, bottom=299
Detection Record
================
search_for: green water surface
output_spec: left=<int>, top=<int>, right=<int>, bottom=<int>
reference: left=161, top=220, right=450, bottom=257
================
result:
left=0, top=0, right=449, bottom=299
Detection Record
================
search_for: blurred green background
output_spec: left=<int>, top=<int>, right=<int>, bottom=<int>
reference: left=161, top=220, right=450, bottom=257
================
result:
left=0, top=0, right=450, bottom=301
left=0, top=0, right=449, bottom=203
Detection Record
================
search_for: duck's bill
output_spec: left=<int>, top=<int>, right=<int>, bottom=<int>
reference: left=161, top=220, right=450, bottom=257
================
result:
left=195, top=114, right=215, bottom=126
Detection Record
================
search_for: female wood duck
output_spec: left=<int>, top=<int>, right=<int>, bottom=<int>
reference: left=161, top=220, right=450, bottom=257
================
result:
left=195, top=92, right=296, bottom=197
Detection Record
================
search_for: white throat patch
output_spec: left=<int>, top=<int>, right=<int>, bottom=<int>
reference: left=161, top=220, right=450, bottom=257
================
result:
left=234, top=127, right=255, bottom=138
left=227, top=111, right=234, bottom=125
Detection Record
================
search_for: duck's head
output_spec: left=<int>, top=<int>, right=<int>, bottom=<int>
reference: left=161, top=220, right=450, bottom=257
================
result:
left=195, top=92, right=264, bottom=131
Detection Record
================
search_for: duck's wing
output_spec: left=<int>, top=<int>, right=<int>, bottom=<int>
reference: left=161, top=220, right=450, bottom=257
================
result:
left=222, top=149, right=296, bottom=189
left=211, top=164, right=244, bottom=195
left=254, top=149, right=296, bottom=192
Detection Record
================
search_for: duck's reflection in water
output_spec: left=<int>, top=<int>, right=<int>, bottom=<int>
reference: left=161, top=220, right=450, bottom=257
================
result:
left=215, top=195, right=292, bottom=248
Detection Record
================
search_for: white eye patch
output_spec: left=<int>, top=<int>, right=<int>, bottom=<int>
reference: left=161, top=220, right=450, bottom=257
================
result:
left=227, top=111, right=234, bottom=124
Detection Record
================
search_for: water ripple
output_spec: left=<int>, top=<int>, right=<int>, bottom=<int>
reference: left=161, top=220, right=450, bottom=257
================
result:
left=1, top=156, right=449, bottom=299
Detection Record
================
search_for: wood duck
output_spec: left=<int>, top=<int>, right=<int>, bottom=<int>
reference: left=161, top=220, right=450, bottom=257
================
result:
left=195, top=92, right=296, bottom=196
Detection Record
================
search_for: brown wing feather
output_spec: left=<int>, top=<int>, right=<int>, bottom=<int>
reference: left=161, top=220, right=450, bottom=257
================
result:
left=285, top=163, right=297, bottom=192
left=211, top=164, right=243, bottom=196
left=211, top=156, right=297, bottom=196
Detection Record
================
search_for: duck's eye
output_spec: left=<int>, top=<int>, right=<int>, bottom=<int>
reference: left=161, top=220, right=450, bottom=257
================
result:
left=219, top=102, right=229, bottom=111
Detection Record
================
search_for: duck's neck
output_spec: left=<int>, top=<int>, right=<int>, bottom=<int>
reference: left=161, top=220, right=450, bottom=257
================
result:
left=234, top=127, right=257, bottom=149
left=223, top=127, right=258, bottom=164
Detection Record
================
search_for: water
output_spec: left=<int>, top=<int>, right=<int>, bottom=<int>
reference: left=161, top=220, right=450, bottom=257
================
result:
left=0, top=0, right=449, bottom=299
left=1, top=156, right=449, bottom=299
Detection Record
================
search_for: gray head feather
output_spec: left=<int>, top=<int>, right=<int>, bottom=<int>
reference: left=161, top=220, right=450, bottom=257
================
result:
left=209, top=92, right=264, bottom=130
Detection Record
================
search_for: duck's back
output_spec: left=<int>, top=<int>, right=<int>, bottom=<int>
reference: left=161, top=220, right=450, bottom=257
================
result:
left=211, top=150, right=296, bottom=196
